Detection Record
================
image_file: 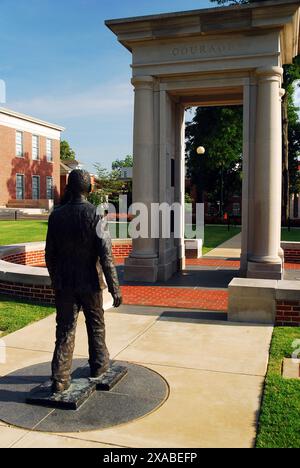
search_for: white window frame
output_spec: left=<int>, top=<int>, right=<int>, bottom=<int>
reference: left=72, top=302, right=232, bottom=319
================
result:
left=46, top=138, right=53, bottom=162
left=32, top=175, right=40, bottom=200
left=16, top=131, right=24, bottom=158
left=32, top=135, right=39, bottom=161
left=232, top=203, right=241, bottom=216
left=16, top=173, right=25, bottom=200
left=46, top=176, right=54, bottom=200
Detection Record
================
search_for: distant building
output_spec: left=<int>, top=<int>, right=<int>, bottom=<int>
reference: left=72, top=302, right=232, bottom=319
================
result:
left=119, top=167, right=132, bottom=181
left=60, top=160, right=96, bottom=198
left=60, top=159, right=82, bottom=195
left=0, top=107, right=64, bottom=210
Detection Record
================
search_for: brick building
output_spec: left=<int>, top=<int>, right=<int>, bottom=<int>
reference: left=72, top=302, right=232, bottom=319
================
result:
left=0, top=107, right=64, bottom=209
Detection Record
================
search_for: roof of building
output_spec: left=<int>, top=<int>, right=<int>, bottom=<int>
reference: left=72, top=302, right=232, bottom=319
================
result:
left=0, top=107, right=65, bottom=132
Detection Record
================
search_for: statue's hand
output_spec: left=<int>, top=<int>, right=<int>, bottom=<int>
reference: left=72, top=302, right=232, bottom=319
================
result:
left=112, top=293, right=122, bottom=308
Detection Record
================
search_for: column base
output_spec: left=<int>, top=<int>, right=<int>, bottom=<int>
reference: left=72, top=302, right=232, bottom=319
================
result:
left=157, top=258, right=178, bottom=282
left=124, top=256, right=159, bottom=283
left=247, top=260, right=283, bottom=280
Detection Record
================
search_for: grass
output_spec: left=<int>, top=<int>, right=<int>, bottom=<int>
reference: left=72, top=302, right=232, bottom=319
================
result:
left=0, top=220, right=299, bottom=252
left=0, top=296, right=54, bottom=336
left=256, top=327, right=300, bottom=448
left=203, top=225, right=241, bottom=255
left=281, top=228, right=300, bottom=242
left=0, top=220, right=48, bottom=245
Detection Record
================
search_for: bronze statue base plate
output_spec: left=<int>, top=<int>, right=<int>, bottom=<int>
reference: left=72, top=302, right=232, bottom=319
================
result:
left=0, top=360, right=168, bottom=433
left=26, top=363, right=128, bottom=410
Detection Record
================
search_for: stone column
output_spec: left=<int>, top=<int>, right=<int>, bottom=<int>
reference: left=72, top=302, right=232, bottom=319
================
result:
left=248, top=66, right=283, bottom=279
left=124, top=76, right=158, bottom=282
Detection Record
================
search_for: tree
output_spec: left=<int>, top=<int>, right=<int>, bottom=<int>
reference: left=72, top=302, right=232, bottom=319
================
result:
left=112, top=155, right=133, bottom=172
left=282, top=58, right=300, bottom=222
left=90, top=156, right=133, bottom=209
left=210, top=0, right=264, bottom=4
left=60, top=140, right=76, bottom=161
left=186, top=106, right=243, bottom=216
left=210, top=0, right=300, bottom=223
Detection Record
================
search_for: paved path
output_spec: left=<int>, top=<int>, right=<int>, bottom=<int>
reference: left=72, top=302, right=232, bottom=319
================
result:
left=0, top=305, right=273, bottom=448
left=204, top=233, right=242, bottom=258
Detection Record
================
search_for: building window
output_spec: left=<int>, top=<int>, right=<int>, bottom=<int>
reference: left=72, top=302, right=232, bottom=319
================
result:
left=32, top=135, right=39, bottom=160
left=16, top=131, right=23, bottom=157
left=171, top=159, right=175, bottom=188
left=16, top=174, right=25, bottom=200
left=46, top=177, right=54, bottom=199
left=46, top=139, right=53, bottom=162
left=32, top=176, right=40, bottom=200
left=232, top=203, right=240, bottom=216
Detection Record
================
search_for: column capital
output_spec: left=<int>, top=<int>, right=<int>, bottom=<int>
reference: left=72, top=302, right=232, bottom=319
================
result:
left=279, top=88, right=286, bottom=99
left=255, top=66, right=283, bottom=82
left=131, top=75, right=154, bottom=90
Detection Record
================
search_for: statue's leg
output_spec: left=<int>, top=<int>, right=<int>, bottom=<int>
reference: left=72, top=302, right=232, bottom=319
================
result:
left=81, top=291, right=110, bottom=377
left=51, top=290, right=80, bottom=389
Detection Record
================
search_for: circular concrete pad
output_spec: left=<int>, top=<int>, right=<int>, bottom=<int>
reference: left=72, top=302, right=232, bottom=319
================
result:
left=0, top=360, right=169, bottom=433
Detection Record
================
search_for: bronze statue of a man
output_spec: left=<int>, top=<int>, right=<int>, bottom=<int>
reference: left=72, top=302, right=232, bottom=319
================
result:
left=45, top=169, right=122, bottom=394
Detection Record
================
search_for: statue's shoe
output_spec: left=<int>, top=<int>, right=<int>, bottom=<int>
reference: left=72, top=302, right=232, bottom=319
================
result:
left=90, top=364, right=110, bottom=379
left=51, top=380, right=71, bottom=394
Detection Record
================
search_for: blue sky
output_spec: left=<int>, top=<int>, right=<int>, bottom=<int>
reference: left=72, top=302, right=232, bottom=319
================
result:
left=0, top=0, right=213, bottom=172
left=1, top=0, right=299, bottom=172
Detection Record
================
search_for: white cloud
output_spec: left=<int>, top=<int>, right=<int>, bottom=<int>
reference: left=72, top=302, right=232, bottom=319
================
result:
left=7, top=81, right=133, bottom=119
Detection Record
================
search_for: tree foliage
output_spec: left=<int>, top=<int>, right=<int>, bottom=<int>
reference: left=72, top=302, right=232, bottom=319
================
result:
left=112, top=155, right=133, bottom=172
left=60, top=140, right=76, bottom=161
left=186, top=106, right=243, bottom=213
left=209, top=0, right=300, bottom=222
left=90, top=156, right=133, bottom=208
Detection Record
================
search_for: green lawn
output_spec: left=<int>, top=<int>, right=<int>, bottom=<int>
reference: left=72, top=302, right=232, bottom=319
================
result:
left=0, top=296, right=54, bottom=336
left=282, top=228, right=300, bottom=242
left=0, top=220, right=48, bottom=245
left=203, top=225, right=241, bottom=255
left=256, top=327, right=300, bottom=448
left=0, top=220, right=299, bottom=251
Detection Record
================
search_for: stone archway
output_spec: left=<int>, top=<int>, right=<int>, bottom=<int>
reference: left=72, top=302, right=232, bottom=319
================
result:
left=106, top=0, right=300, bottom=283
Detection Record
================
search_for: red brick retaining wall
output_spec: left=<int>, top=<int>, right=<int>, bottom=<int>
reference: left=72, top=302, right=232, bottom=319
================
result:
left=3, top=250, right=45, bottom=266
left=284, top=250, right=300, bottom=264
left=2, top=243, right=133, bottom=266
left=0, top=241, right=133, bottom=305
left=0, top=280, right=55, bottom=305
left=276, top=300, right=300, bottom=327
left=111, top=243, right=132, bottom=259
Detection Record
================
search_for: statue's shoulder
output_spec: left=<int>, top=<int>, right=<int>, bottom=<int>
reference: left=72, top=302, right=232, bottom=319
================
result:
left=81, top=201, right=97, bottom=215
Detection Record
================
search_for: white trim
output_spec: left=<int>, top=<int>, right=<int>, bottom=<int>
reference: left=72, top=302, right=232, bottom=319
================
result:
left=46, top=138, right=53, bottom=163
left=32, top=175, right=40, bottom=200
left=16, top=173, right=25, bottom=200
left=0, top=107, right=65, bottom=131
left=32, top=134, right=40, bottom=161
left=0, top=109, right=64, bottom=140
left=15, top=130, right=24, bottom=158
left=46, top=176, right=54, bottom=200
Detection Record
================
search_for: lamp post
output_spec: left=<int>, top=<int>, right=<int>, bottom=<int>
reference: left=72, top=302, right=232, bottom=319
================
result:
left=197, top=146, right=206, bottom=156
left=196, top=146, right=206, bottom=206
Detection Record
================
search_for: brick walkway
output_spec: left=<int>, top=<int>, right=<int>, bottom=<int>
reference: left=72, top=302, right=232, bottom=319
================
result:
left=186, top=258, right=240, bottom=268
left=115, top=257, right=300, bottom=270
left=285, top=262, right=300, bottom=270
left=121, top=286, right=228, bottom=311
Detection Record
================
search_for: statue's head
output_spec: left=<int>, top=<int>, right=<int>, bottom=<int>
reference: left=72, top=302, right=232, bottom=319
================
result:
left=67, top=169, right=92, bottom=196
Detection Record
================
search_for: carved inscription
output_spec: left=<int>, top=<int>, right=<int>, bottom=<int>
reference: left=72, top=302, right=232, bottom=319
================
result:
left=171, top=42, right=236, bottom=58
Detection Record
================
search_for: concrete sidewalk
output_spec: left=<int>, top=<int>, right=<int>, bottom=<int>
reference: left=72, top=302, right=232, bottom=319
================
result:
left=205, top=233, right=241, bottom=259
left=0, top=305, right=273, bottom=448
